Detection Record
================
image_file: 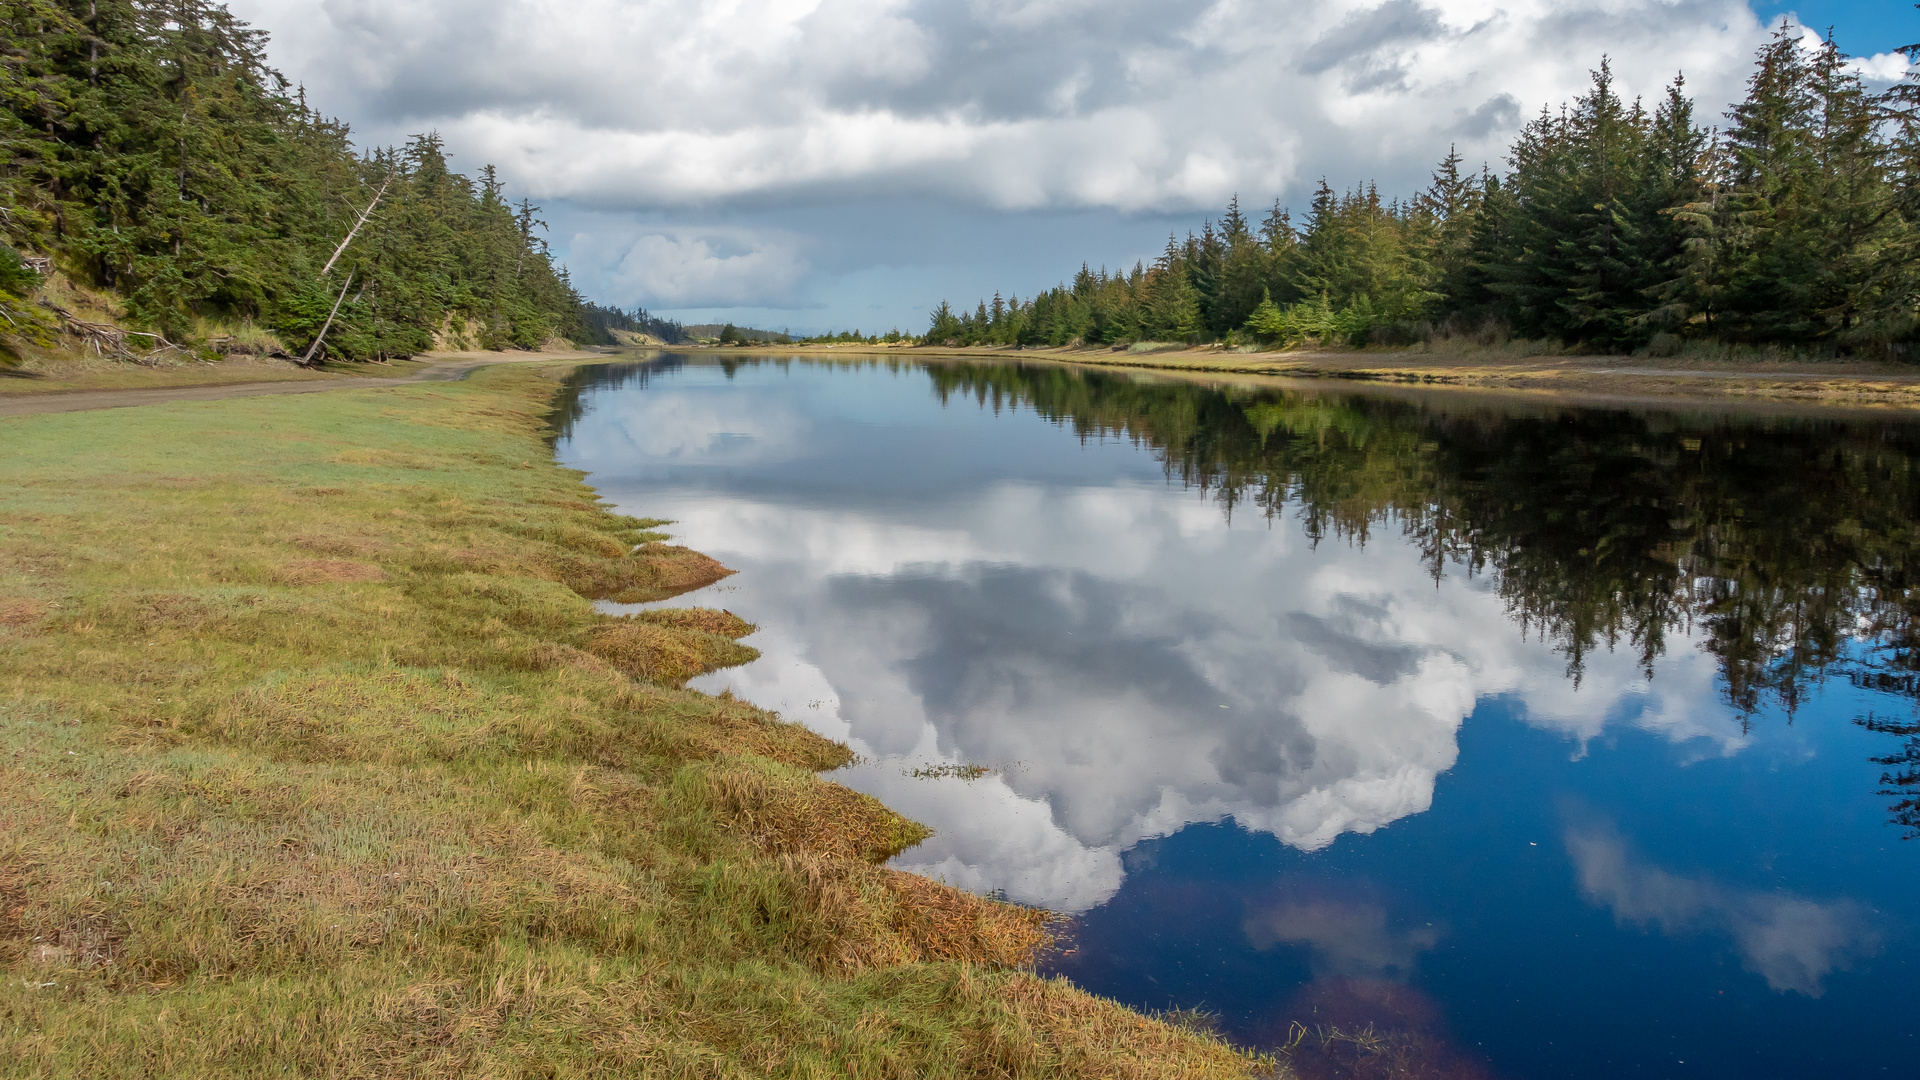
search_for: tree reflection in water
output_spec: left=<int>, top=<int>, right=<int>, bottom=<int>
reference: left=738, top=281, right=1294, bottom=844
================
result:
left=918, top=362, right=1920, bottom=840
left=560, top=354, right=1920, bottom=837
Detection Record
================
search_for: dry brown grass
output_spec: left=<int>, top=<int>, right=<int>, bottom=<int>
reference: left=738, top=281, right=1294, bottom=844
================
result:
left=632, top=606, right=757, bottom=638
left=585, top=618, right=759, bottom=684
left=693, top=764, right=932, bottom=862
left=995, top=974, right=1278, bottom=1079
left=559, top=543, right=734, bottom=603
left=761, top=853, right=1055, bottom=974
left=277, top=558, right=389, bottom=584
left=0, top=361, right=1270, bottom=1078
left=881, top=868, right=1054, bottom=966
left=0, top=597, right=48, bottom=626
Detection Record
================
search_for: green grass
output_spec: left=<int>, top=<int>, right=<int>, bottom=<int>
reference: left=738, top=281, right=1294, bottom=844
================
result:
left=0, top=363, right=1269, bottom=1077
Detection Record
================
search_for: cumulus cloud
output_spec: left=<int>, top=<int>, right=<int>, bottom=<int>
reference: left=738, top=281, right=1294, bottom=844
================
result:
left=234, top=0, right=1777, bottom=214
left=1566, top=823, right=1882, bottom=996
left=1851, top=50, right=1916, bottom=84
left=567, top=226, right=811, bottom=308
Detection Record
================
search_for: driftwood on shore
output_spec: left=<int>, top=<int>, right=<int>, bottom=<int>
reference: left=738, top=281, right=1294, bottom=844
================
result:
left=41, top=301, right=183, bottom=365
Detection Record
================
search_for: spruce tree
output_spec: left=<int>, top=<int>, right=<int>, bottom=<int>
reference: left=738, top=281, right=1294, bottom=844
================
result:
left=1721, top=23, right=1825, bottom=341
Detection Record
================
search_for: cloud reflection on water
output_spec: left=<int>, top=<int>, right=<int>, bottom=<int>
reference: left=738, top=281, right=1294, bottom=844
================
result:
left=1565, top=823, right=1881, bottom=996
left=565, top=362, right=1755, bottom=912
left=641, top=477, right=1740, bottom=912
left=1244, top=897, right=1442, bottom=982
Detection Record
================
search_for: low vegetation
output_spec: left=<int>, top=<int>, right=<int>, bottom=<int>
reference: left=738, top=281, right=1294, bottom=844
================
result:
left=0, top=361, right=1267, bottom=1077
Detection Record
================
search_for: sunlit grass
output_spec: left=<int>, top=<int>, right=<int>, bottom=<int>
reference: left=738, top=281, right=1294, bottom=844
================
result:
left=0, top=363, right=1269, bottom=1077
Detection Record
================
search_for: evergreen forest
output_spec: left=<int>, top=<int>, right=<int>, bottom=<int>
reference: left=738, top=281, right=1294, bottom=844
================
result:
left=0, top=0, right=592, bottom=363
left=928, top=26, right=1920, bottom=357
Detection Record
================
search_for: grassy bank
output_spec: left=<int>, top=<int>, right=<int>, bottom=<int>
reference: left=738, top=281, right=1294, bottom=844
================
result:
left=0, top=348, right=608, bottom=399
left=0, top=363, right=1263, bottom=1077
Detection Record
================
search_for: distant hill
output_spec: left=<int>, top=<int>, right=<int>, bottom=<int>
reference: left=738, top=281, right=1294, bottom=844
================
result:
left=683, top=324, right=793, bottom=344
left=580, top=304, right=689, bottom=345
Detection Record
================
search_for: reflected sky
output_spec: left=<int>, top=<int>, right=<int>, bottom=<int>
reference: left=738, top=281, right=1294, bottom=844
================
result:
left=559, top=356, right=1920, bottom=1078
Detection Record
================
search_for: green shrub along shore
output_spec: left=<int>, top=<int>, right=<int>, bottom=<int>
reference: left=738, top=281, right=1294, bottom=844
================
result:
left=0, top=362, right=1271, bottom=1078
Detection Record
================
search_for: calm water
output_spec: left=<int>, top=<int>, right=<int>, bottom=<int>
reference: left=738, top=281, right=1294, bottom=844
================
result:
left=555, top=354, right=1920, bottom=1079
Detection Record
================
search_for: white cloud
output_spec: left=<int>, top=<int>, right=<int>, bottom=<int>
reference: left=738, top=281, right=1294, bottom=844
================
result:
left=235, top=0, right=1775, bottom=214
left=566, top=226, right=810, bottom=308
left=1566, top=823, right=1881, bottom=996
left=1850, top=50, right=1914, bottom=84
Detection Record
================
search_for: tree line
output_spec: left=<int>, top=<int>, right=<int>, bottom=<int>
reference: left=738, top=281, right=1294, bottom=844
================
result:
left=580, top=303, right=690, bottom=345
left=929, top=25, right=1920, bottom=357
left=702, top=324, right=910, bottom=345
left=0, top=0, right=590, bottom=362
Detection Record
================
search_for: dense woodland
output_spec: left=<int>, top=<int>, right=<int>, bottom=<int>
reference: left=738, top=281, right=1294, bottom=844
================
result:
left=931, top=27, right=1920, bottom=356
left=0, top=0, right=589, bottom=363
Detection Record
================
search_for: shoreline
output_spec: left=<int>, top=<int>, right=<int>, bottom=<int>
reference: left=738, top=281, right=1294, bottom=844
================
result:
left=0, top=350, right=612, bottom=418
left=678, top=341, right=1920, bottom=412
left=14, top=339, right=1920, bottom=415
left=0, top=359, right=1265, bottom=1077
left=0, top=346, right=613, bottom=401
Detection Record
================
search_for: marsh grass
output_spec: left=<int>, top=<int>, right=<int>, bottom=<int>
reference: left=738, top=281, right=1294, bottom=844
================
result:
left=0, top=363, right=1268, bottom=1077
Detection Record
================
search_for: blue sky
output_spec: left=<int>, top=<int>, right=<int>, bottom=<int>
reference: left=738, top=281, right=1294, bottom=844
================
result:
left=1757, top=0, right=1911, bottom=52
left=233, top=0, right=1912, bottom=336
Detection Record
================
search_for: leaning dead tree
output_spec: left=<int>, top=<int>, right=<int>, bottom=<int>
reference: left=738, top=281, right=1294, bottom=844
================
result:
left=319, top=173, right=390, bottom=279
left=297, top=272, right=354, bottom=367
left=296, top=169, right=389, bottom=366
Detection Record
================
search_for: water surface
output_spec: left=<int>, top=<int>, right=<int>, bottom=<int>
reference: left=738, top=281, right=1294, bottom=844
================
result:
left=556, top=354, right=1920, bottom=1079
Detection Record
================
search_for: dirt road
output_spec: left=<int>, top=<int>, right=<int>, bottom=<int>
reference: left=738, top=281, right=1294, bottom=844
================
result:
left=0, top=353, right=601, bottom=419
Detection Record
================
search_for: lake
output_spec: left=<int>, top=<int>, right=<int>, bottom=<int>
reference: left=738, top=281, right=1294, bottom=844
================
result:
left=554, top=353, right=1920, bottom=1079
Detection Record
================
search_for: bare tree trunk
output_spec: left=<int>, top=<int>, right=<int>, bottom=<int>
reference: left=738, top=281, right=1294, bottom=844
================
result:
left=299, top=272, right=354, bottom=367
left=321, top=174, right=391, bottom=278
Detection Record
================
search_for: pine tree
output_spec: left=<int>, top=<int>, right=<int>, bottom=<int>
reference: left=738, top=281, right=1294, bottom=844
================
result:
left=1804, top=32, right=1891, bottom=340
left=0, top=1, right=590, bottom=359
left=1874, top=7, right=1920, bottom=345
left=1721, top=23, right=1826, bottom=341
left=1417, top=145, right=1481, bottom=316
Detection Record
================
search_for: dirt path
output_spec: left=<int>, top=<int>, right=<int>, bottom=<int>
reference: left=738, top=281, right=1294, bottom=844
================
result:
left=0, top=352, right=601, bottom=419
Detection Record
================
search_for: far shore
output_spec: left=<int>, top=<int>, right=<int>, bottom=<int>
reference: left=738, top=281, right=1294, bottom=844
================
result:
left=671, top=340, right=1920, bottom=411
left=12, top=337, right=1920, bottom=414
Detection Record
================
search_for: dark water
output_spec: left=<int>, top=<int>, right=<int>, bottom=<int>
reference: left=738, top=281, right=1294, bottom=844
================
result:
left=555, top=354, right=1920, bottom=1079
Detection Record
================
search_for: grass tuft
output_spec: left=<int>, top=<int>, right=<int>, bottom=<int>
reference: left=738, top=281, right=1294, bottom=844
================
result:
left=585, top=619, right=759, bottom=685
